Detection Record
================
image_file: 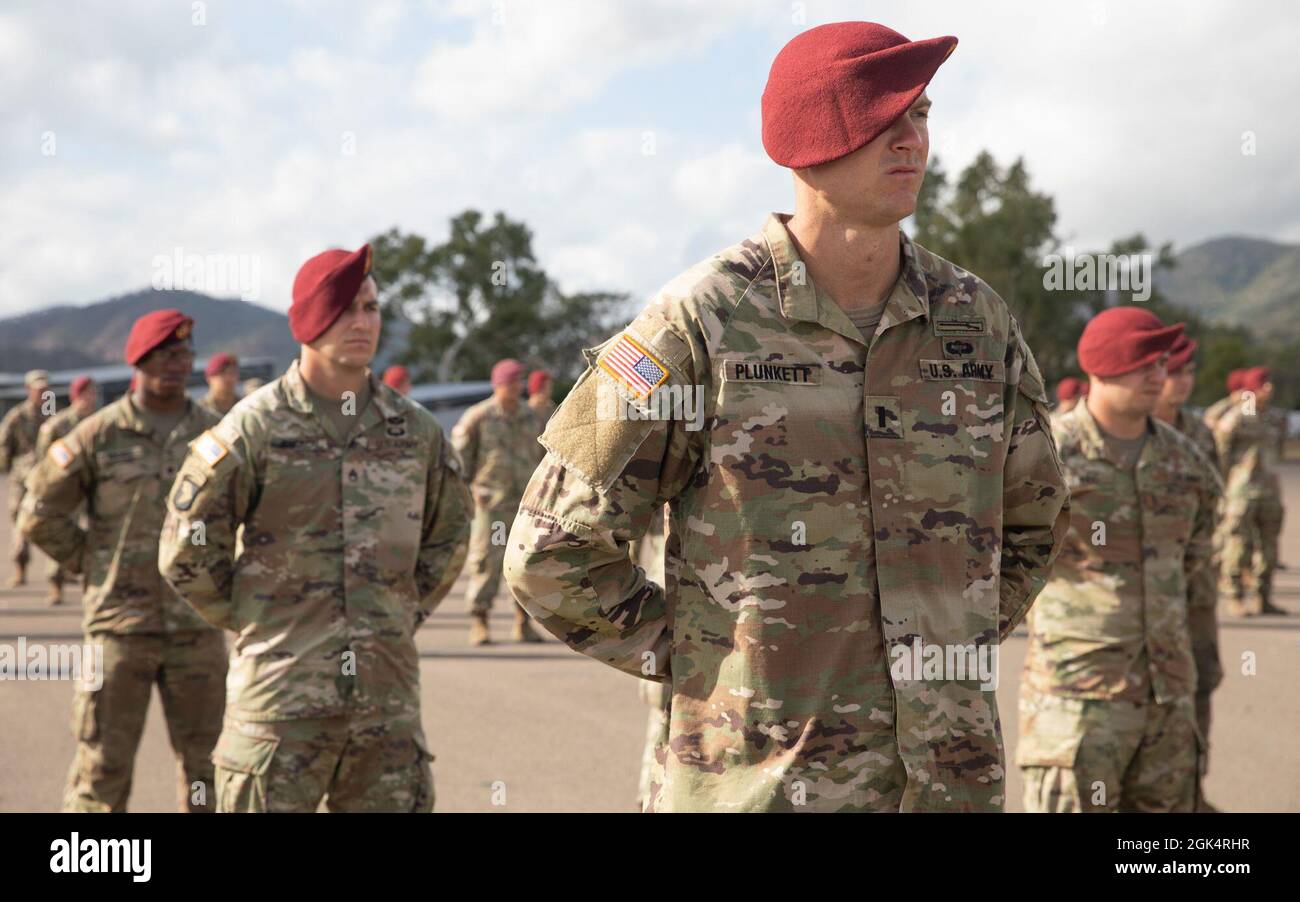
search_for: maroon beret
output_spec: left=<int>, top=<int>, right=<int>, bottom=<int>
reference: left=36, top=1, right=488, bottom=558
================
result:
left=1165, top=335, right=1197, bottom=374
left=761, top=22, right=957, bottom=169
left=125, top=309, right=193, bottom=366
left=205, top=351, right=238, bottom=377
left=382, top=365, right=410, bottom=389
left=1227, top=369, right=1244, bottom=392
left=1054, top=377, right=1085, bottom=403
left=1239, top=366, right=1272, bottom=394
left=1077, top=307, right=1184, bottom=378
left=290, top=244, right=373, bottom=344
left=69, top=376, right=94, bottom=401
left=527, top=369, right=551, bottom=395
left=491, top=359, right=524, bottom=387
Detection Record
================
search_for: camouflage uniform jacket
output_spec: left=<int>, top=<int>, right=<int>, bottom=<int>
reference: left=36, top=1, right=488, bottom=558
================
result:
left=1214, top=403, right=1283, bottom=497
left=505, top=213, right=1069, bottom=811
left=197, top=392, right=237, bottom=419
left=158, top=361, right=472, bottom=722
left=0, top=401, right=49, bottom=480
left=451, top=396, right=543, bottom=510
left=1172, top=407, right=1219, bottom=473
left=21, top=395, right=219, bottom=635
left=1023, top=401, right=1221, bottom=705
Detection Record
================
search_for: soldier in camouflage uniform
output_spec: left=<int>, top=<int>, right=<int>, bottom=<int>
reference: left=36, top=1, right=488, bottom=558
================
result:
left=1214, top=366, right=1286, bottom=616
left=1201, top=369, right=1243, bottom=432
left=197, top=352, right=240, bottom=418
left=159, top=245, right=472, bottom=813
left=505, top=23, right=1069, bottom=812
left=22, top=313, right=226, bottom=812
left=528, top=369, right=556, bottom=423
left=28, top=375, right=100, bottom=605
left=452, top=358, right=544, bottom=645
left=1019, top=309, right=1221, bottom=813
left=0, top=370, right=52, bottom=588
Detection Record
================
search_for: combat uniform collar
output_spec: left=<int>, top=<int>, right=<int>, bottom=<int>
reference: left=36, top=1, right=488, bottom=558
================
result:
left=107, top=393, right=202, bottom=441
left=1070, top=397, right=1164, bottom=468
left=761, top=213, right=930, bottom=342
left=280, top=359, right=406, bottom=437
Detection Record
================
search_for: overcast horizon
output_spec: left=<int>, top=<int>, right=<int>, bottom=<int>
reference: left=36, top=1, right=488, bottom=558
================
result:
left=3, top=0, right=1298, bottom=317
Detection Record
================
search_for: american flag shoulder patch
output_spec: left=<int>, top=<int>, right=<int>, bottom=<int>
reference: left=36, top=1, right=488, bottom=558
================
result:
left=597, top=332, right=670, bottom=399
left=50, top=439, right=75, bottom=469
left=194, top=430, right=229, bottom=467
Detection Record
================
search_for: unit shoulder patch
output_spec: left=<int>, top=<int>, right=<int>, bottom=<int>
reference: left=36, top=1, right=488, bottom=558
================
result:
left=194, top=430, right=230, bottom=467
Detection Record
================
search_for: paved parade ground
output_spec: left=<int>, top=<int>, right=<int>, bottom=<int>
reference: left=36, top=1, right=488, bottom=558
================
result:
left=2, top=467, right=1298, bottom=813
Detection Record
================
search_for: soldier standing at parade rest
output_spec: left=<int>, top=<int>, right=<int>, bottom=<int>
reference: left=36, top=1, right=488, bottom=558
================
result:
left=383, top=365, right=413, bottom=397
left=22, top=312, right=226, bottom=812
left=504, top=21, right=1069, bottom=812
left=198, top=352, right=240, bottom=418
left=1152, top=333, right=1223, bottom=811
left=0, top=369, right=52, bottom=587
left=452, top=358, right=545, bottom=646
left=1214, top=365, right=1287, bottom=616
left=159, top=244, right=472, bottom=812
left=26, top=375, right=100, bottom=605
left=1018, top=308, right=1221, bottom=812
left=527, top=369, right=555, bottom=422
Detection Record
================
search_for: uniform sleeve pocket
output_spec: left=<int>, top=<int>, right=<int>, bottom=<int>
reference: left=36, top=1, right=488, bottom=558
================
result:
left=1014, top=694, right=1086, bottom=768
left=539, top=366, right=658, bottom=494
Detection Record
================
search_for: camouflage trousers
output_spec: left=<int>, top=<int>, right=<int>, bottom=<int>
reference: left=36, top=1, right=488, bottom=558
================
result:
left=1017, top=691, right=1202, bottom=813
left=64, top=630, right=227, bottom=813
left=8, top=477, right=29, bottom=567
left=466, top=502, right=519, bottom=613
left=636, top=680, right=671, bottom=812
left=1218, top=491, right=1284, bottom=607
left=212, top=711, right=435, bottom=813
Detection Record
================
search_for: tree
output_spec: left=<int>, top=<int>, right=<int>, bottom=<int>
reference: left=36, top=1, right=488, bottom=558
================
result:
left=369, top=211, right=626, bottom=385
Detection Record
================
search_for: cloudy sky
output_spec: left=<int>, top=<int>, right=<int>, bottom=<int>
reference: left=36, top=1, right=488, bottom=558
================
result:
left=2, top=0, right=1297, bottom=319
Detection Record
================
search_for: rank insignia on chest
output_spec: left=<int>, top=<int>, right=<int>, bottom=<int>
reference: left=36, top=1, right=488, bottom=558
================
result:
left=597, top=332, right=670, bottom=399
left=49, top=439, right=75, bottom=469
left=194, top=431, right=229, bottom=467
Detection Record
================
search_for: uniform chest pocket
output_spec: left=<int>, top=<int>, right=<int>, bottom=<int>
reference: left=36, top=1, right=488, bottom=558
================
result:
left=93, top=446, right=153, bottom=517
left=903, top=377, right=1010, bottom=480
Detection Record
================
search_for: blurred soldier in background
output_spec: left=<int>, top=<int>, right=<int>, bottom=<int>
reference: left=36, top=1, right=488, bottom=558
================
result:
left=1214, top=366, right=1286, bottom=616
left=383, top=364, right=413, bottom=396
left=0, top=369, right=52, bottom=587
left=28, top=375, right=100, bottom=605
left=506, top=22, right=1069, bottom=811
left=22, top=311, right=226, bottom=812
left=1152, top=334, right=1222, bottom=811
left=160, top=244, right=472, bottom=812
left=199, top=352, right=240, bottom=417
left=452, top=358, right=544, bottom=646
left=1202, top=369, right=1243, bottom=431
left=1019, top=309, right=1220, bottom=813
left=527, top=369, right=555, bottom=422
left=1052, top=376, right=1086, bottom=420
left=241, top=376, right=265, bottom=396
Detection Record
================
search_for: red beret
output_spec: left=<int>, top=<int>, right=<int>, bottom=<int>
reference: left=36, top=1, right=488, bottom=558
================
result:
left=1165, top=335, right=1197, bottom=374
left=761, top=22, right=957, bottom=169
left=528, top=369, right=552, bottom=395
left=125, top=309, right=193, bottom=366
left=69, top=376, right=94, bottom=401
left=205, top=351, right=237, bottom=377
left=491, top=359, right=524, bottom=387
left=1239, top=366, right=1272, bottom=394
left=383, top=365, right=410, bottom=389
left=1077, top=307, right=1183, bottom=378
left=1227, top=369, right=1244, bottom=392
left=290, top=244, right=373, bottom=344
left=1054, top=377, right=1085, bottom=403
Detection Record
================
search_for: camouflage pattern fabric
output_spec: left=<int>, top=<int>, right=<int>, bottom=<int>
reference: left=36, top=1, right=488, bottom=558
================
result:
left=27, top=405, right=90, bottom=591
left=0, top=400, right=50, bottom=568
left=159, top=361, right=472, bottom=729
left=1214, top=403, right=1286, bottom=608
left=22, top=395, right=220, bottom=634
left=631, top=508, right=668, bottom=810
left=529, top=396, right=556, bottom=428
left=1018, top=692, right=1201, bottom=812
left=1173, top=406, right=1220, bottom=473
left=197, top=392, right=237, bottom=419
left=1019, top=402, right=1219, bottom=812
left=451, top=397, right=543, bottom=613
left=64, top=631, right=227, bottom=812
left=212, top=711, right=434, bottom=813
left=505, top=213, right=1069, bottom=812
